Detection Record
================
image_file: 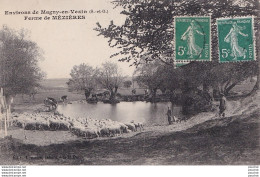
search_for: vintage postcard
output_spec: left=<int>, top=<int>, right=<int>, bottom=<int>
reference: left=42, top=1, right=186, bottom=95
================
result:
left=0, top=0, right=259, bottom=174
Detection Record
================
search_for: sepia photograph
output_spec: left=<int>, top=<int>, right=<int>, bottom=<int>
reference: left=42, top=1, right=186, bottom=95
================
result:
left=0, top=0, right=259, bottom=170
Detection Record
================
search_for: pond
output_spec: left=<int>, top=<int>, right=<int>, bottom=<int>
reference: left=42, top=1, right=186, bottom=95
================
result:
left=57, top=101, right=183, bottom=126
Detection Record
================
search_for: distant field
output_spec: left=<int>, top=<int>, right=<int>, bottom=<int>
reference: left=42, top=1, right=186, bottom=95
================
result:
left=12, top=78, right=82, bottom=105
left=40, top=78, right=69, bottom=90
left=14, top=90, right=84, bottom=106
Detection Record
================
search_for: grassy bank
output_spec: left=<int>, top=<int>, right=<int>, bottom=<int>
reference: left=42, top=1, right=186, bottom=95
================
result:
left=0, top=110, right=259, bottom=165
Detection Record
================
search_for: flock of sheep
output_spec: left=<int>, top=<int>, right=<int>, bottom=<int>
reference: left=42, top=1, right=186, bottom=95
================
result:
left=12, top=112, right=144, bottom=139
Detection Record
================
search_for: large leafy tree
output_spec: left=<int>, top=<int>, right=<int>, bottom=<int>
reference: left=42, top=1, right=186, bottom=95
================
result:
left=156, top=64, right=183, bottom=92
left=95, top=0, right=260, bottom=91
left=123, top=80, right=132, bottom=88
left=0, top=26, right=45, bottom=97
left=181, top=61, right=258, bottom=95
left=96, top=62, right=124, bottom=102
left=67, top=63, right=98, bottom=92
left=134, top=61, right=162, bottom=99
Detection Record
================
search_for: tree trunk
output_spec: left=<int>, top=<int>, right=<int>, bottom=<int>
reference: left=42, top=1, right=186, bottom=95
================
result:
left=109, top=90, right=115, bottom=101
left=224, top=82, right=238, bottom=96
left=84, top=88, right=91, bottom=100
left=109, top=86, right=118, bottom=103
left=150, top=88, right=157, bottom=102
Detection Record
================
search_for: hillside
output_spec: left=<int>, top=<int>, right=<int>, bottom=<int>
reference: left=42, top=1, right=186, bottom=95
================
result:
left=40, top=78, right=69, bottom=90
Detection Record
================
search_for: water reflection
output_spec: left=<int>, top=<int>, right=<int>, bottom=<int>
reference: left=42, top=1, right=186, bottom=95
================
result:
left=57, top=102, right=182, bottom=126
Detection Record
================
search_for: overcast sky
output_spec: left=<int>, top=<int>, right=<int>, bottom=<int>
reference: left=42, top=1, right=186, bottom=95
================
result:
left=0, top=0, right=136, bottom=79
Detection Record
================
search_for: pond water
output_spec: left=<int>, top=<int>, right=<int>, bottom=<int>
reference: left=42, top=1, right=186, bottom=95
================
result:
left=57, top=101, right=183, bottom=126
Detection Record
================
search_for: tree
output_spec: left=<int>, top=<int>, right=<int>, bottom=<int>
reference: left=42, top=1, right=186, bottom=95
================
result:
left=156, top=64, right=183, bottom=92
left=96, top=62, right=124, bottom=103
left=180, top=61, right=258, bottom=96
left=123, top=80, right=132, bottom=88
left=0, top=26, right=45, bottom=97
left=134, top=61, right=162, bottom=101
left=67, top=63, right=98, bottom=98
left=95, top=0, right=260, bottom=90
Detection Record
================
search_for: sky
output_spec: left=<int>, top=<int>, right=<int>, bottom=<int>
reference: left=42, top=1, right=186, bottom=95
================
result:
left=0, top=0, right=136, bottom=79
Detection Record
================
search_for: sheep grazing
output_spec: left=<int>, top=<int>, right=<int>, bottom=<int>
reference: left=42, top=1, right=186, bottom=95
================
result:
left=49, top=119, right=70, bottom=131
left=35, top=121, right=50, bottom=130
left=130, top=121, right=144, bottom=131
left=172, top=116, right=183, bottom=123
left=125, top=122, right=136, bottom=132
left=107, top=125, right=121, bottom=137
left=12, top=112, right=146, bottom=139
left=85, top=127, right=100, bottom=138
left=118, top=123, right=128, bottom=133
left=100, top=127, right=110, bottom=137
left=71, top=125, right=99, bottom=139
left=24, top=123, right=36, bottom=130
left=71, top=126, right=85, bottom=137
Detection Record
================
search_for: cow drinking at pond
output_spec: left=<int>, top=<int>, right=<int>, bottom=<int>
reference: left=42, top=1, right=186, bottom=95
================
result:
left=60, top=95, right=68, bottom=103
left=44, top=97, right=58, bottom=111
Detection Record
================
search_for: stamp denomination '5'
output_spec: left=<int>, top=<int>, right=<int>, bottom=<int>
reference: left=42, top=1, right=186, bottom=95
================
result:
left=217, top=17, right=255, bottom=62
left=175, top=16, right=211, bottom=61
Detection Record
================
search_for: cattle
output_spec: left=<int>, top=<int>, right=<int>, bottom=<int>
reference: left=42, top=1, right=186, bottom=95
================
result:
left=60, top=95, right=68, bottom=103
left=47, top=97, right=57, bottom=104
left=96, top=93, right=104, bottom=97
left=44, top=97, right=58, bottom=110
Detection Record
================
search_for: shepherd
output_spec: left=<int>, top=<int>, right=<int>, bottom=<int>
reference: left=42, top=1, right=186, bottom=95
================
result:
left=219, top=93, right=227, bottom=118
left=166, top=106, right=173, bottom=125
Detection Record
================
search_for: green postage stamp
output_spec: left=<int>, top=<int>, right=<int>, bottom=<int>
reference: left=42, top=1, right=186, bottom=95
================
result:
left=217, top=17, right=255, bottom=62
left=175, top=16, right=211, bottom=61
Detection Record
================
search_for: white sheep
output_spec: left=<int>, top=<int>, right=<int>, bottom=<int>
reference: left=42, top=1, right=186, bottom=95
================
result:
left=130, top=120, right=144, bottom=131
left=125, top=122, right=136, bottom=132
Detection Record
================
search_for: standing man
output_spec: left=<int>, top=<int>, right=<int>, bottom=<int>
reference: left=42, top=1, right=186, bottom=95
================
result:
left=166, top=107, right=172, bottom=125
left=219, top=93, right=227, bottom=118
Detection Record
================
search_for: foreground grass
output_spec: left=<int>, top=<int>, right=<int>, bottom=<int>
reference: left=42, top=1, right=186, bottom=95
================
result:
left=0, top=110, right=259, bottom=165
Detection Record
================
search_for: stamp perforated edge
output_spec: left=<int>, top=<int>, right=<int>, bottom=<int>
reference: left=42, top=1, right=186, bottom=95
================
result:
left=174, top=60, right=190, bottom=68
left=216, top=16, right=256, bottom=63
left=174, top=16, right=212, bottom=63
